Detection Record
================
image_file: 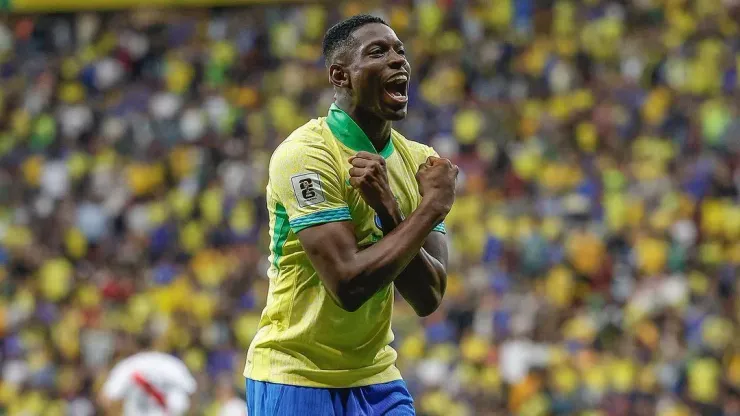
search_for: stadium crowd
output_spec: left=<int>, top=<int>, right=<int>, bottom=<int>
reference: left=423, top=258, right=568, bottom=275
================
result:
left=0, top=0, right=739, bottom=415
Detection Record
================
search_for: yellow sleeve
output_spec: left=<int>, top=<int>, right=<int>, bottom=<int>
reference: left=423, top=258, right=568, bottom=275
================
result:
left=269, top=137, right=351, bottom=233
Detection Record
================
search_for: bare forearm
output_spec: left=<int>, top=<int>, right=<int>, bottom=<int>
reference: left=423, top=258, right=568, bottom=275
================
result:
left=334, top=201, right=443, bottom=311
left=302, top=154, right=457, bottom=313
left=396, top=246, right=446, bottom=315
left=377, top=205, right=447, bottom=316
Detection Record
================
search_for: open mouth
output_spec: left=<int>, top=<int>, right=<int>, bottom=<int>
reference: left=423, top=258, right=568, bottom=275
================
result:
left=384, top=74, right=409, bottom=105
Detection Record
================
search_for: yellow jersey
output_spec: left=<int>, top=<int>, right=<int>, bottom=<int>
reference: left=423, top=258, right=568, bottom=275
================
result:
left=244, top=104, right=446, bottom=388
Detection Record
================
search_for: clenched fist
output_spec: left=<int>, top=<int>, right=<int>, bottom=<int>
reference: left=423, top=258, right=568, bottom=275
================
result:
left=348, top=151, right=397, bottom=215
left=416, top=156, right=458, bottom=217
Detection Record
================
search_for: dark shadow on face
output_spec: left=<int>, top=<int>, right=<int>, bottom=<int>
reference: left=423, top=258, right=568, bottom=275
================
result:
left=347, top=23, right=411, bottom=121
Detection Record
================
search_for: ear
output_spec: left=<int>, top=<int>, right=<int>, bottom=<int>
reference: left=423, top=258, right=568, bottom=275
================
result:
left=329, top=63, right=351, bottom=89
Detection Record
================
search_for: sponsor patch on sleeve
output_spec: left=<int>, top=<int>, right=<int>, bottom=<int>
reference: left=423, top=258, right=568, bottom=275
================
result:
left=290, top=172, right=326, bottom=207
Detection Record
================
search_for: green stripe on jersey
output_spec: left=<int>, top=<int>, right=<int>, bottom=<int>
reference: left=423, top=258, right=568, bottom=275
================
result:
left=271, top=203, right=290, bottom=269
left=289, top=207, right=352, bottom=233
left=433, top=223, right=447, bottom=234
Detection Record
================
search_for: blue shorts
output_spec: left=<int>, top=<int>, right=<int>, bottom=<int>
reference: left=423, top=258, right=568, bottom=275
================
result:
left=245, top=378, right=415, bottom=416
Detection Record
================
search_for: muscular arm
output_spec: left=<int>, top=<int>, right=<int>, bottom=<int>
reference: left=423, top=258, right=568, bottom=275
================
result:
left=375, top=204, right=447, bottom=317
left=297, top=200, right=445, bottom=313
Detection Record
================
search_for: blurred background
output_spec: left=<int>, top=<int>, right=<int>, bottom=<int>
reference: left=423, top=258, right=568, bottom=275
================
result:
left=0, top=0, right=739, bottom=415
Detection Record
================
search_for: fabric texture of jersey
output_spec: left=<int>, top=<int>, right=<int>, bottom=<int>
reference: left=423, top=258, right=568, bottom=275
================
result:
left=246, top=378, right=415, bottom=416
left=244, top=104, right=445, bottom=388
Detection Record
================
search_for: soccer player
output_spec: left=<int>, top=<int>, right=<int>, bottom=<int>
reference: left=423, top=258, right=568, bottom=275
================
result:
left=244, top=14, right=459, bottom=415
left=99, top=351, right=197, bottom=416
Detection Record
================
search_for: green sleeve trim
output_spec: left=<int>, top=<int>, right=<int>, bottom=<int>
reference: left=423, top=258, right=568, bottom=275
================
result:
left=271, top=203, right=291, bottom=269
left=289, top=207, right=352, bottom=233
left=432, top=222, right=447, bottom=234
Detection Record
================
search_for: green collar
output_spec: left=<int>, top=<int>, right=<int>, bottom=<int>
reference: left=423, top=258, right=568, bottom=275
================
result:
left=326, top=103, right=394, bottom=158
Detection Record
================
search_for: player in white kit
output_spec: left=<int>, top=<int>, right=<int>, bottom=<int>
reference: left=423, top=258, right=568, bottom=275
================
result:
left=100, top=351, right=197, bottom=416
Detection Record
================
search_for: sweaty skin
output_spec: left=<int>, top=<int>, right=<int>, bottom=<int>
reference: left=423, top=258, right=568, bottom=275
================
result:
left=296, top=22, right=458, bottom=315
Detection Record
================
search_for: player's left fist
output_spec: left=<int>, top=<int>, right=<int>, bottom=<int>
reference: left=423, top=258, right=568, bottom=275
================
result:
left=348, top=151, right=396, bottom=214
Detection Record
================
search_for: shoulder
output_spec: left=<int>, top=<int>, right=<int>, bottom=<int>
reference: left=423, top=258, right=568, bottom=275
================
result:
left=391, top=130, right=438, bottom=162
left=270, top=118, right=337, bottom=167
left=274, top=118, right=329, bottom=153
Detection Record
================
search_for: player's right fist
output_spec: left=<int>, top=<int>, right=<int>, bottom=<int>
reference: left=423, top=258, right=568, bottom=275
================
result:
left=416, top=156, right=458, bottom=217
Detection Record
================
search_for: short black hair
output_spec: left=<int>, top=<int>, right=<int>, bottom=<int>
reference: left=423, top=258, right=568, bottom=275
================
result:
left=322, top=14, right=389, bottom=66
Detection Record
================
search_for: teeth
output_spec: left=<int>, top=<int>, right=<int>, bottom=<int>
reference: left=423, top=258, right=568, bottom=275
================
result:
left=385, top=74, right=408, bottom=100
left=388, top=75, right=408, bottom=84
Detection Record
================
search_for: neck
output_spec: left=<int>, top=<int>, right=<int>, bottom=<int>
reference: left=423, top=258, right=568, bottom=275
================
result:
left=334, top=96, right=392, bottom=152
